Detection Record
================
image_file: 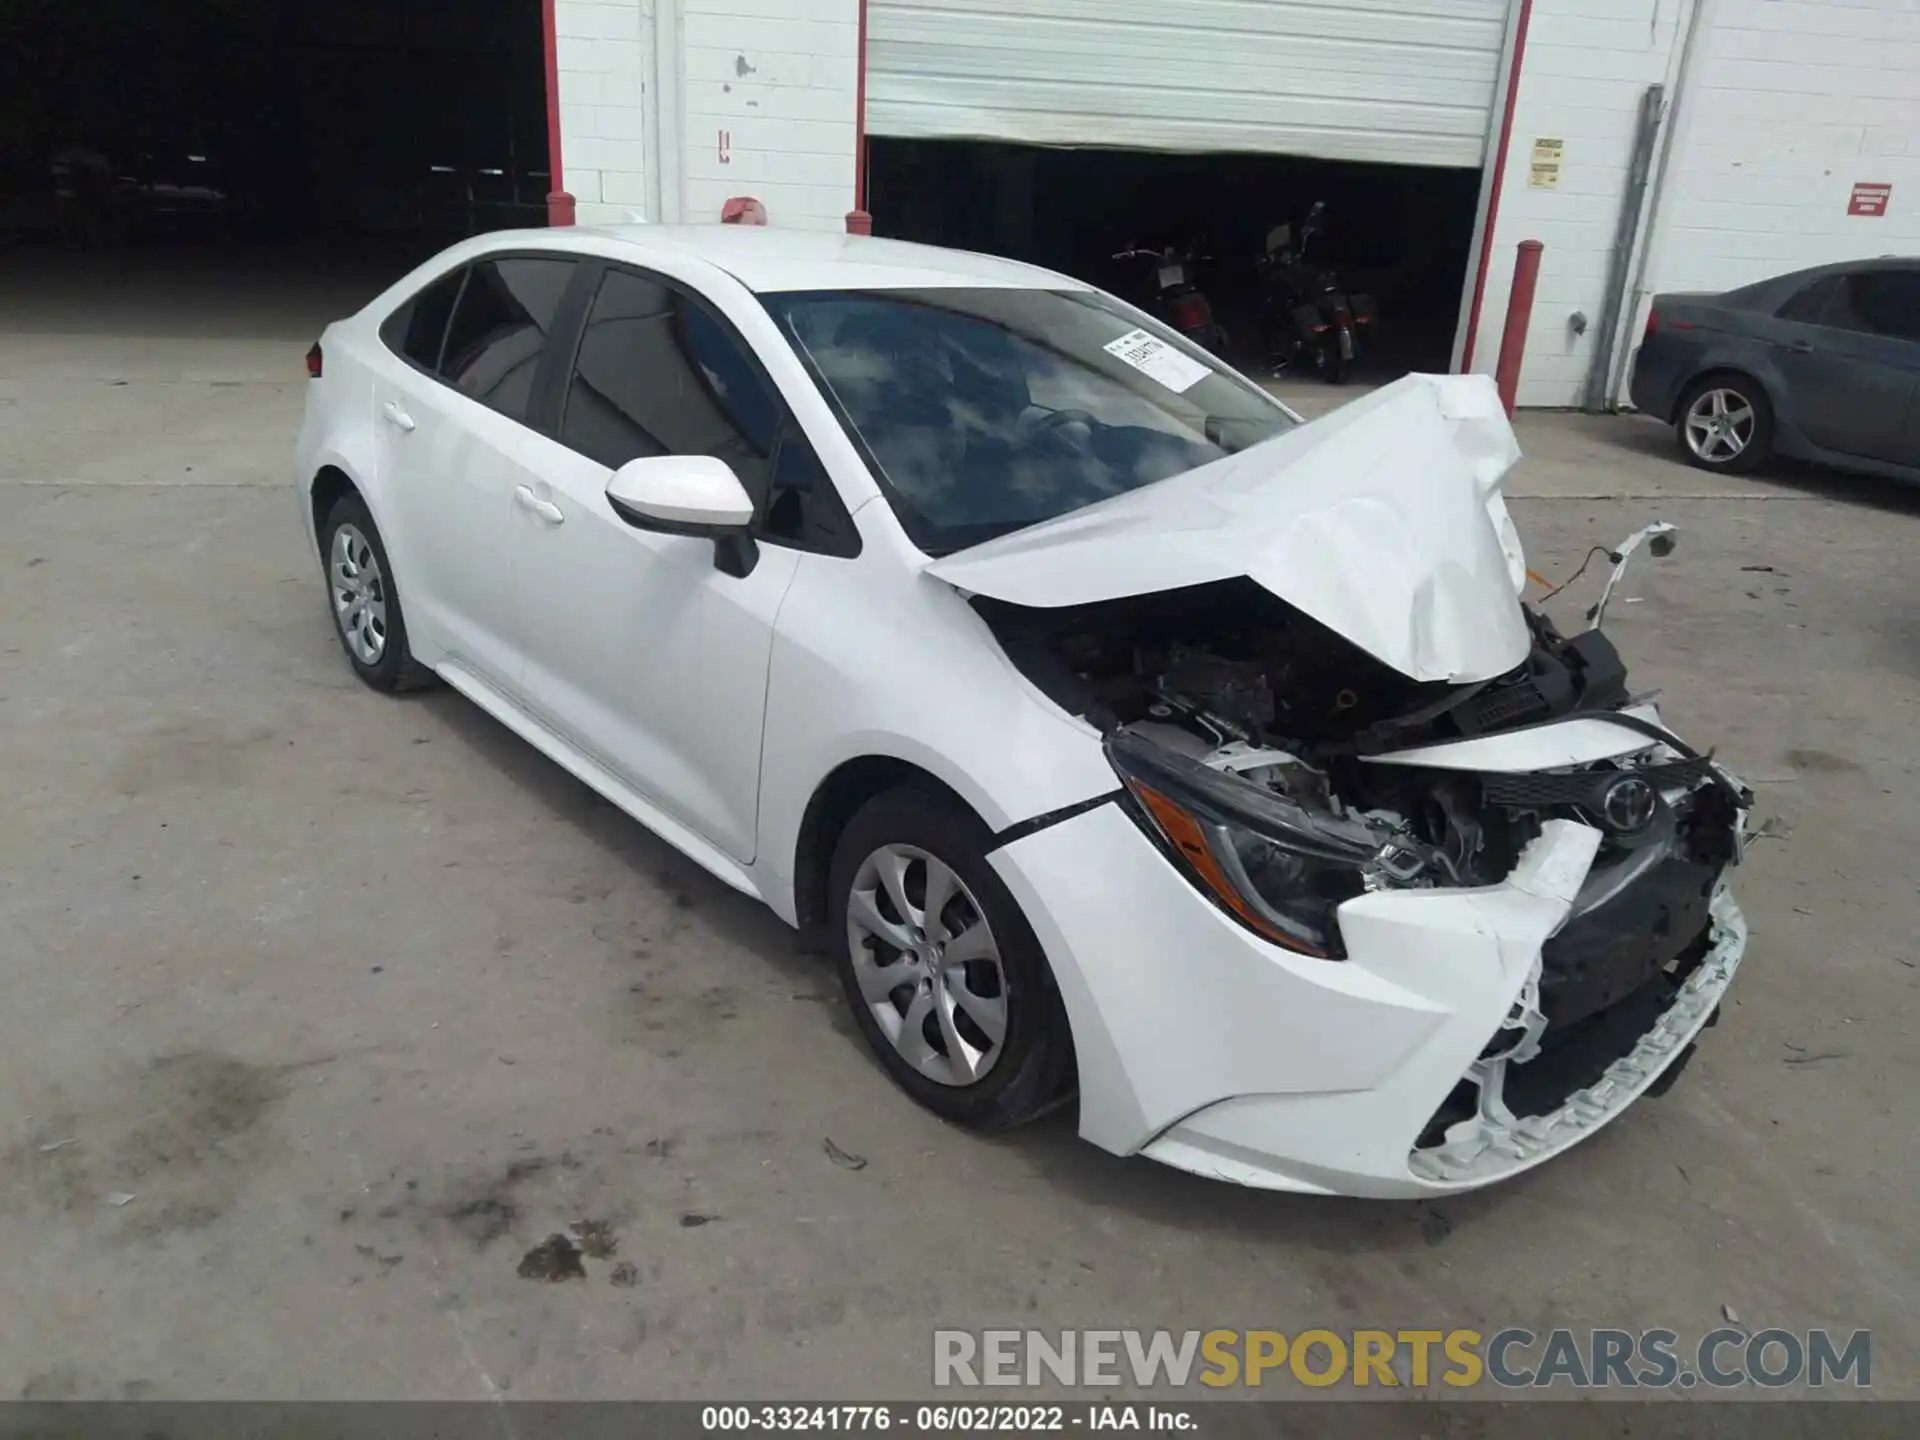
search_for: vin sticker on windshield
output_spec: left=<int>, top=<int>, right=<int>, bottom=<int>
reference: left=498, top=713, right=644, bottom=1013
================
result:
left=1103, top=328, right=1210, bottom=394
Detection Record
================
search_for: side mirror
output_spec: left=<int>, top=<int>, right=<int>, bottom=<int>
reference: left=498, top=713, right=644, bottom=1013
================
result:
left=605, top=455, right=752, bottom=536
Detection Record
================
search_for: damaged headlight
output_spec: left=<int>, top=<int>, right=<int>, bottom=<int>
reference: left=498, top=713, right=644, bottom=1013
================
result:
left=1106, top=731, right=1428, bottom=959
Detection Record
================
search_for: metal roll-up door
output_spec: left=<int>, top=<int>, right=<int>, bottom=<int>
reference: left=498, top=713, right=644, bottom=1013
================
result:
left=866, top=0, right=1511, bottom=168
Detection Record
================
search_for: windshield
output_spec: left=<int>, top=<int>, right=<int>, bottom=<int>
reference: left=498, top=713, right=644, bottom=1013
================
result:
left=762, top=287, right=1297, bottom=555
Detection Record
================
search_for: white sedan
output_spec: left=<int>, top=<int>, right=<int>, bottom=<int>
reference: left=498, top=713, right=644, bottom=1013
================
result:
left=294, top=225, right=1749, bottom=1197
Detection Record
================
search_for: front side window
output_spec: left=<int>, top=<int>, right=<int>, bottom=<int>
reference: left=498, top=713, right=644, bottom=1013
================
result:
left=762, top=287, right=1296, bottom=554
left=559, top=268, right=778, bottom=499
left=438, top=257, right=577, bottom=423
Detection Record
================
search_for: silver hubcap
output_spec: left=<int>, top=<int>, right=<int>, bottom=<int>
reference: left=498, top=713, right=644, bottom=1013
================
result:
left=329, top=523, right=388, bottom=666
left=846, top=844, right=1007, bottom=1087
left=1684, top=388, right=1755, bottom=463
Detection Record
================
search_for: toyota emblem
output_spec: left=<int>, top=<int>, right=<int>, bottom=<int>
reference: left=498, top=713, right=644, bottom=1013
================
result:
left=1601, top=775, right=1657, bottom=832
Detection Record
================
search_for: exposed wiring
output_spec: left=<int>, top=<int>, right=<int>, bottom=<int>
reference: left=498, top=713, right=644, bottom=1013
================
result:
left=1535, top=545, right=1619, bottom=604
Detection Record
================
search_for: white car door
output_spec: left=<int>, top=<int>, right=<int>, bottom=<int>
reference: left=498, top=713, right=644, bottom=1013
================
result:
left=370, top=253, right=580, bottom=697
left=508, top=262, right=861, bottom=864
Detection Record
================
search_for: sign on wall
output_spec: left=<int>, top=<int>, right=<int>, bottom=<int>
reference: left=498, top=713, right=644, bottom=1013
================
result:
left=1528, top=137, right=1564, bottom=189
left=1847, top=182, right=1891, bottom=217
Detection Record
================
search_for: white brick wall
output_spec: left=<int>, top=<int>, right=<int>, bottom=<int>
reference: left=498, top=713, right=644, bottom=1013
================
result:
left=555, top=0, right=861, bottom=231
left=1468, top=0, right=1689, bottom=407
left=682, top=0, right=860, bottom=231
left=555, top=0, right=656, bottom=224
left=1639, top=0, right=1920, bottom=299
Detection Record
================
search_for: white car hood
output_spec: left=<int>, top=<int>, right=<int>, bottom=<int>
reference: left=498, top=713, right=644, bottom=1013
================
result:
left=925, top=373, right=1533, bottom=684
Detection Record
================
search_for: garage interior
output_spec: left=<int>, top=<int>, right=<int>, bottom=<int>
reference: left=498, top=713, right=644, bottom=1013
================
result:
left=0, top=0, right=547, bottom=333
left=867, top=137, right=1483, bottom=380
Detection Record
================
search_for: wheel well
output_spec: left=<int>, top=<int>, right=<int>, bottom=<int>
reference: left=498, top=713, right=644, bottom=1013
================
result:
left=792, top=757, right=974, bottom=934
left=309, top=466, right=358, bottom=555
left=1672, top=368, right=1769, bottom=425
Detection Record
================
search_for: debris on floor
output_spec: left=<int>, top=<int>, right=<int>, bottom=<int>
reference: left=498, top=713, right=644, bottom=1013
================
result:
left=609, top=1261, right=640, bottom=1288
left=823, top=1137, right=867, bottom=1171
left=570, top=1219, right=618, bottom=1259
left=517, top=1233, right=586, bottom=1282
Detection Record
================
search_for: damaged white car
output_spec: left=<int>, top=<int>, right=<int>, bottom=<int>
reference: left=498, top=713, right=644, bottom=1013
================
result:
left=295, top=226, right=1749, bottom=1198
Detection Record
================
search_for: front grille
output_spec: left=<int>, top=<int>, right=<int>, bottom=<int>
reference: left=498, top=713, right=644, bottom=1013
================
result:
left=1481, top=756, right=1712, bottom=811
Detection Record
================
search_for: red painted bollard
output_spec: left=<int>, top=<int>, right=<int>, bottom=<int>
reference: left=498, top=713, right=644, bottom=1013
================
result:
left=1494, top=239, right=1543, bottom=417
left=845, top=209, right=873, bottom=236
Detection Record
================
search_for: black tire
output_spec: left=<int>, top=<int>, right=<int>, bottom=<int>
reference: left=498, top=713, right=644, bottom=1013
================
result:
left=827, top=787, right=1076, bottom=1130
left=318, top=492, right=435, bottom=693
left=1674, top=373, right=1773, bottom=474
left=1324, top=339, right=1349, bottom=385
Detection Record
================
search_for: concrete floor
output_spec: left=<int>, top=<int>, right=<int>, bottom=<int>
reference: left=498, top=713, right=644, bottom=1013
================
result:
left=1, top=257, right=1916, bottom=1412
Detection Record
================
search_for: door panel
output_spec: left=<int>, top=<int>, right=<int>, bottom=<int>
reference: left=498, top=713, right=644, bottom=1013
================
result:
left=371, top=254, right=580, bottom=694
left=512, top=442, right=801, bottom=863
left=507, top=264, right=812, bottom=863
left=372, top=367, right=523, bottom=690
left=1774, top=271, right=1920, bottom=462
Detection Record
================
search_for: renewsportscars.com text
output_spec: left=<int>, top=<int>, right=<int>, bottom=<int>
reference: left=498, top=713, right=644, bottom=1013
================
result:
left=933, top=1327, right=1871, bottom=1391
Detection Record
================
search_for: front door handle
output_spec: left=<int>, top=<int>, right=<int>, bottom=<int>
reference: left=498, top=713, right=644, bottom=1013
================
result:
left=514, top=485, right=565, bottom=525
left=381, top=399, right=416, bottom=432
left=1779, top=338, right=1815, bottom=354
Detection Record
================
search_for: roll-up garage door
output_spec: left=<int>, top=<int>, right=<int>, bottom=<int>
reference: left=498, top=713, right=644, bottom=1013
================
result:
left=865, top=0, right=1511, bottom=168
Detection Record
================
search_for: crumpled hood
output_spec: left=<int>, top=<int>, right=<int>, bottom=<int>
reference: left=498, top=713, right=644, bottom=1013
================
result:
left=925, top=373, right=1533, bottom=684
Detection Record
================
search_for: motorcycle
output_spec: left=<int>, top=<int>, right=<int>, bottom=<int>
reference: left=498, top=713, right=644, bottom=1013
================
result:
left=1110, top=238, right=1228, bottom=356
left=1257, top=201, right=1375, bottom=383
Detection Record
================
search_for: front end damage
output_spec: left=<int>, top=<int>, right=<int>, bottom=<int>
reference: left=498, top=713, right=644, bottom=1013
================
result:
left=974, top=574, right=1751, bottom=1189
left=942, top=373, right=1750, bottom=1191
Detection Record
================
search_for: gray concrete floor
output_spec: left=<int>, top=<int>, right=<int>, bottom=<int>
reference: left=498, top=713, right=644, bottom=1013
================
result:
left=0, top=259, right=1916, bottom=1411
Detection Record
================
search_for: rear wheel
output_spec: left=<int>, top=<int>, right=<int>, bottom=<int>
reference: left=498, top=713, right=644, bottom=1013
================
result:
left=319, top=493, right=434, bottom=693
left=828, top=787, right=1075, bottom=1130
left=1676, top=375, right=1773, bottom=473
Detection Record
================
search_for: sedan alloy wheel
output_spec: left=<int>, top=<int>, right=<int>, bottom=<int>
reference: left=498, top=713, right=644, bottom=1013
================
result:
left=1682, top=386, right=1756, bottom=464
left=846, top=843, right=1008, bottom=1087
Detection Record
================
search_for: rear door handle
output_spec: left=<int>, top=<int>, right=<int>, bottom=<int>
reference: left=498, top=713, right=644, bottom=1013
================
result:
left=381, top=399, right=416, bottom=432
left=1779, top=339, right=1815, bottom=354
left=514, top=485, right=565, bottom=525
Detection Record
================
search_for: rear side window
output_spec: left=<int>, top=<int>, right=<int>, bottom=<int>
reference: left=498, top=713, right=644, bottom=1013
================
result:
left=385, top=267, right=466, bottom=371
left=439, top=257, right=578, bottom=423
left=1776, top=275, right=1837, bottom=324
left=559, top=268, right=777, bottom=498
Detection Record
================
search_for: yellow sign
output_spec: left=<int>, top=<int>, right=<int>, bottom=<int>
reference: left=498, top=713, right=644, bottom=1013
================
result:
left=1529, top=136, right=1564, bottom=189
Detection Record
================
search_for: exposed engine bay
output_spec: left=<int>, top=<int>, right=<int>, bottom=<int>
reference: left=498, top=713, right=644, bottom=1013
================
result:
left=974, top=569, right=1750, bottom=1035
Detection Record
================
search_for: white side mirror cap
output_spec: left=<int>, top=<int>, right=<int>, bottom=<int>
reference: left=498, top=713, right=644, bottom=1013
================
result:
left=605, top=455, right=753, bottom=534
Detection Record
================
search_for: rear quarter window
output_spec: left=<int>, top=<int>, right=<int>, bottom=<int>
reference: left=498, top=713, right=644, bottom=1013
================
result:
left=381, top=267, right=466, bottom=372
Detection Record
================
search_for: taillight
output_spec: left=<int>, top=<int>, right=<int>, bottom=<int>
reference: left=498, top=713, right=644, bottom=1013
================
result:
left=305, top=342, right=323, bottom=378
left=1643, top=310, right=1659, bottom=339
left=1174, top=293, right=1211, bottom=330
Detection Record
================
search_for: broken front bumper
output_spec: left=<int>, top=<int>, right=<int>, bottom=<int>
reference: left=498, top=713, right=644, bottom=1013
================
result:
left=990, top=803, right=1746, bottom=1199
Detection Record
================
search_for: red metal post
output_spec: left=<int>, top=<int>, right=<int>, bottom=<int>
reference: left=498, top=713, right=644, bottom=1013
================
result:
left=1459, top=0, right=1535, bottom=371
left=541, top=0, right=576, bottom=225
left=1495, top=240, right=1544, bottom=416
left=846, top=0, right=870, bottom=235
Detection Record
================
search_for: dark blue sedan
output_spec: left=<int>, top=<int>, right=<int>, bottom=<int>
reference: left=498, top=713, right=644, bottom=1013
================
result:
left=1630, top=258, right=1920, bottom=481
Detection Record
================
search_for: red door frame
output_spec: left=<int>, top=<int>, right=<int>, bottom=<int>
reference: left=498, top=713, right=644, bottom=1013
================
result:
left=1458, top=0, right=1534, bottom=370
left=542, top=0, right=575, bottom=224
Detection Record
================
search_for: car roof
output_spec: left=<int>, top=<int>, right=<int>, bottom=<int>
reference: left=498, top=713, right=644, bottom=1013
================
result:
left=469, top=223, right=1090, bottom=295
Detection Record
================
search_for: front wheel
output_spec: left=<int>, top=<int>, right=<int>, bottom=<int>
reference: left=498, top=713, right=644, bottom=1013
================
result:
left=828, top=788, right=1076, bottom=1130
left=1676, top=375, right=1773, bottom=473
